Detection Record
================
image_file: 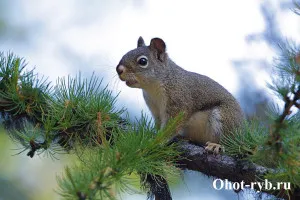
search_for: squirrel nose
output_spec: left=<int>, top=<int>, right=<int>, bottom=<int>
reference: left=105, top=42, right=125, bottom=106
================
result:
left=116, top=64, right=125, bottom=75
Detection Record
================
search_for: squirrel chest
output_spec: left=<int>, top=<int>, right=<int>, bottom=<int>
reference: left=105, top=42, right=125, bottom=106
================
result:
left=142, top=83, right=168, bottom=128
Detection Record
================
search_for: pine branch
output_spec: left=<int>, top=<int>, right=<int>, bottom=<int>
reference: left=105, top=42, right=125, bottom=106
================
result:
left=56, top=115, right=183, bottom=200
left=178, top=141, right=270, bottom=181
left=0, top=52, right=126, bottom=158
left=176, top=140, right=300, bottom=200
left=269, top=88, right=300, bottom=147
left=263, top=45, right=300, bottom=175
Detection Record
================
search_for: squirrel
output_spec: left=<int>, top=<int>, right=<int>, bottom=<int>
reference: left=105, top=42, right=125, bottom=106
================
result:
left=116, top=37, right=244, bottom=153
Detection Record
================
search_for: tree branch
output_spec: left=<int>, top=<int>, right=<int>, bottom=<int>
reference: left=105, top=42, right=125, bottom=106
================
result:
left=176, top=141, right=300, bottom=200
left=177, top=141, right=270, bottom=182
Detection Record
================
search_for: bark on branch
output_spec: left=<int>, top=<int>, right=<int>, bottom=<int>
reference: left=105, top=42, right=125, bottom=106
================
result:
left=176, top=141, right=300, bottom=200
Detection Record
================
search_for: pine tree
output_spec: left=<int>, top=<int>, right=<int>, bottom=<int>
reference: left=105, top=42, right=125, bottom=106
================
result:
left=1, top=2, right=300, bottom=200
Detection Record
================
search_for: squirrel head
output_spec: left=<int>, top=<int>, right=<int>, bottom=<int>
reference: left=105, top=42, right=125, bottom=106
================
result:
left=116, top=37, right=169, bottom=89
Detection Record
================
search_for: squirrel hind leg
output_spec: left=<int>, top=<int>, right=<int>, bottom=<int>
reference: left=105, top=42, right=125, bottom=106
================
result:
left=204, top=108, right=225, bottom=154
left=183, top=108, right=223, bottom=145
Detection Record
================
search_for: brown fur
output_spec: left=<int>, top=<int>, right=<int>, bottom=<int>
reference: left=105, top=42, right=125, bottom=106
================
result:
left=116, top=37, right=244, bottom=145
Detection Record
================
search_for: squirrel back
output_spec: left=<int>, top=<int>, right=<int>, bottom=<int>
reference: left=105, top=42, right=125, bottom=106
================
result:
left=116, top=37, right=244, bottom=144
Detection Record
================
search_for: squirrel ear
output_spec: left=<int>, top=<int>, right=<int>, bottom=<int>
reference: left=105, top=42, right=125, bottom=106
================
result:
left=137, top=36, right=145, bottom=47
left=150, top=38, right=166, bottom=61
left=150, top=38, right=166, bottom=54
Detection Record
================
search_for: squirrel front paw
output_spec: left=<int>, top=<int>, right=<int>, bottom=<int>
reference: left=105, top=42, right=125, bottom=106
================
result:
left=205, top=142, right=224, bottom=154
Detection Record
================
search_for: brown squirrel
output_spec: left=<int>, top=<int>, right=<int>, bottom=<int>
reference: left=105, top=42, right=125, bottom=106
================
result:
left=116, top=37, right=244, bottom=153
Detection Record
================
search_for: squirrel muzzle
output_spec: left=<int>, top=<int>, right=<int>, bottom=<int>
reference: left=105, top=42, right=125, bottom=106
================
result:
left=116, top=64, right=139, bottom=87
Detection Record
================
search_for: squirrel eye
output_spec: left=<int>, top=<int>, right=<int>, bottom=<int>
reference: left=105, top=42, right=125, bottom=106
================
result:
left=137, top=56, right=148, bottom=68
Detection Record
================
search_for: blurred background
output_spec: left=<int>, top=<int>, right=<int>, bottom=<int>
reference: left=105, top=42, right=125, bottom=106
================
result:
left=0, top=0, right=299, bottom=199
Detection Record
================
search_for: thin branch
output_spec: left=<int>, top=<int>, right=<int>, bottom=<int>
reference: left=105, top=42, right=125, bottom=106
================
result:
left=271, top=89, right=300, bottom=145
